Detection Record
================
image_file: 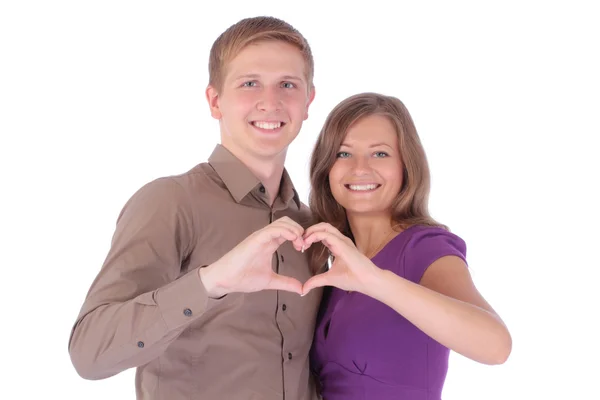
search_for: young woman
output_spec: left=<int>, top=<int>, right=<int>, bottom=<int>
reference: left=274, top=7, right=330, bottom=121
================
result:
left=302, top=93, right=511, bottom=399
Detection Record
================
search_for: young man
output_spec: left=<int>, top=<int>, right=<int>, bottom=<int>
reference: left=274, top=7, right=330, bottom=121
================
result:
left=69, top=16, right=320, bottom=399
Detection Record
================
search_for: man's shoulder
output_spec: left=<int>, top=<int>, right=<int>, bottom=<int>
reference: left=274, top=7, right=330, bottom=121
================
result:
left=168, top=161, right=214, bottom=185
left=126, top=161, right=216, bottom=204
left=148, top=161, right=220, bottom=194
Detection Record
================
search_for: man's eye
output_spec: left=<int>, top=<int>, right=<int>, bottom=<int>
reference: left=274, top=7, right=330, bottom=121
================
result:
left=242, top=81, right=257, bottom=87
left=282, top=82, right=295, bottom=89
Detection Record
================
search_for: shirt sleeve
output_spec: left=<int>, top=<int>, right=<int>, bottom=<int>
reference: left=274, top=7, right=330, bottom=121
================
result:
left=68, top=177, right=220, bottom=380
left=401, top=227, right=468, bottom=284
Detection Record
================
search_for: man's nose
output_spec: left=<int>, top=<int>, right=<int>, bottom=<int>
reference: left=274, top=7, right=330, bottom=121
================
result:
left=257, top=87, right=282, bottom=112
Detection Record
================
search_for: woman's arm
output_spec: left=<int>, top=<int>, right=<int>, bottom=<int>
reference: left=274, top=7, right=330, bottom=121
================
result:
left=367, top=255, right=512, bottom=365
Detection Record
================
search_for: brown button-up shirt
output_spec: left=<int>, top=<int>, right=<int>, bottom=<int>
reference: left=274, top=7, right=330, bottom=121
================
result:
left=69, top=145, right=322, bottom=400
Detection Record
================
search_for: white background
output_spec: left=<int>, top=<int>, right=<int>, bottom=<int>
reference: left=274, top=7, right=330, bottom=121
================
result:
left=1, top=0, right=599, bottom=398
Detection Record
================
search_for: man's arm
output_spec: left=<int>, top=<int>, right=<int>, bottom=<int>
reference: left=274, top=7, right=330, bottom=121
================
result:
left=69, top=176, right=308, bottom=380
left=68, top=178, right=214, bottom=380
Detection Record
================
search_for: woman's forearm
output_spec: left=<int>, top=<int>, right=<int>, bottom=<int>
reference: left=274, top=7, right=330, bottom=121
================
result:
left=368, top=269, right=512, bottom=365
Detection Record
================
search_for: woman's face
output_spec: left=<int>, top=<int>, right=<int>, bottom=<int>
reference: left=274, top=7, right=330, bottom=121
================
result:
left=328, top=114, right=403, bottom=218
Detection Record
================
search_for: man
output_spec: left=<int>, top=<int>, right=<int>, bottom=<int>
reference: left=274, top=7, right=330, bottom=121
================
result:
left=69, top=16, right=321, bottom=399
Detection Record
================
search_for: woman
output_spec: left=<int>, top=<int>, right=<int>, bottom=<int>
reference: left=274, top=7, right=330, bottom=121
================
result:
left=302, top=93, right=511, bottom=399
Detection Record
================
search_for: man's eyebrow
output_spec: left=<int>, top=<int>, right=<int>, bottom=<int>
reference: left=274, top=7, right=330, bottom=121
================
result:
left=232, top=74, right=304, bottom=81
left=281, top=75, right=304, bottom=81
left=233, top=74, right=260, bottom=80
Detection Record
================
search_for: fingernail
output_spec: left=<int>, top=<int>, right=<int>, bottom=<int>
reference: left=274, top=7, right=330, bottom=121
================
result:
left=301, top=245, right=305, bottom=253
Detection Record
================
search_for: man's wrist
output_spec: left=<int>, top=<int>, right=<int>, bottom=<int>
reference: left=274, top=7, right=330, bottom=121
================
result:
left=198, top=264, right=228, bottom=298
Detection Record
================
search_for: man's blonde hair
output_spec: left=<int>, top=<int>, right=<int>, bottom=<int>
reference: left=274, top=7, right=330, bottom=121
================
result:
left=209, top=16, right=314, bottom=91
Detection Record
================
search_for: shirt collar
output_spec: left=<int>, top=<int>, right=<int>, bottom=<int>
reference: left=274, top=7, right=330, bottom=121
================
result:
left=208, top=144, right=301, bottom=209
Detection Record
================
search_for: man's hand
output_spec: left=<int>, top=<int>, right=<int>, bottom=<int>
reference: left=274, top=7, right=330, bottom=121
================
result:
left=199, top=217, right=306, bottom=297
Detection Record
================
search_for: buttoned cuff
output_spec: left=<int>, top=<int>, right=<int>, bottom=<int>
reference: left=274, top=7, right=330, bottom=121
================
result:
left=155, top=267, right=222, bottom=331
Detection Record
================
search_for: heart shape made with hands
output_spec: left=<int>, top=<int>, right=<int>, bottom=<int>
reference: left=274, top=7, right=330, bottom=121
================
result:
left=207, top=218, right=376, bottom=298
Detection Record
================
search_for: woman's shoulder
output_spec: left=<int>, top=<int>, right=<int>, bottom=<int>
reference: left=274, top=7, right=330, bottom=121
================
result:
left=400, top=224, right=466, bottom=252
left=382, top=224, right=467, bottom=283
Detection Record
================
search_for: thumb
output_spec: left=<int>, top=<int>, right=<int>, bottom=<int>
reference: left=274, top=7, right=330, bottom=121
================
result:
left=265, top=273, right=303, bottom=295
left=302, top=272, right=331, bottom=296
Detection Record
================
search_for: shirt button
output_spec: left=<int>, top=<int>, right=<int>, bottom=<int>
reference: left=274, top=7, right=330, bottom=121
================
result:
left=183, top=308, right=192, bottom=317
left=259, top=185, right=265, bottom=193
left=282, top=304, right=287, bottom=311
left=288, top=352, right=292, bottom=360
left=137, top=341, right=145, bottom=348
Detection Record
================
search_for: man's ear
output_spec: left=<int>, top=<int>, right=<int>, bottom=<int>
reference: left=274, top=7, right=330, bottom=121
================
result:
left=206, top=85, right=222, bottom=119
left=304, top=86, right=316, bottom=120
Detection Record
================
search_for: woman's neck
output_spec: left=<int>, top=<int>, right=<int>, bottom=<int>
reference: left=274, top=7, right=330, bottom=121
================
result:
left=347, top=213, right=398, bottom=258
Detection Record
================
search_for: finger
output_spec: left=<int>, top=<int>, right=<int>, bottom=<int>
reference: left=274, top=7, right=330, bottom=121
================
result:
left=265, top=273, right=303, bottom=295
left=302, top=272, right=333, bottom=296
left=303, top=222, right=333, bottom=237
left=271, top=219, right=306, bottom=250
left=293, top=237, right=306, bottom=252
left=273, top=216, right=305, bottom=236
left=304, top=222, right=346, bottom=241
left=272, top=228, right=305, bottom=252
left=303, top=231, right=345, bottom=255
left=261, top=225, right=301, bottom=245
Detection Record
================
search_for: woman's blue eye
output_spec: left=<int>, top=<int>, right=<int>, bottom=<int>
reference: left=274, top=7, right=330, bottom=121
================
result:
left=336, top=151, right=351, bottom=158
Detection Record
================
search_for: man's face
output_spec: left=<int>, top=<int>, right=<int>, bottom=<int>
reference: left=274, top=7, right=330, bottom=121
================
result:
left=207, top=41, right=315, bottom=164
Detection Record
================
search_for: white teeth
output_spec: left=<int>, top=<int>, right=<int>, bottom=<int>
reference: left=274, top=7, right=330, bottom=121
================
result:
left=253, top=121, right=282, bottom=130
left=348, top=184, right=378, bottom=191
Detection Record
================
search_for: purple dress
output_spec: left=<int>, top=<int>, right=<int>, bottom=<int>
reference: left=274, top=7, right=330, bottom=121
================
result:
left=310, top=225, right=467, bottom=400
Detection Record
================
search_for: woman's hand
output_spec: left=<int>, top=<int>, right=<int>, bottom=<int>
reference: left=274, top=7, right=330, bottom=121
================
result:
left=301, top=223, right=382, bottom=296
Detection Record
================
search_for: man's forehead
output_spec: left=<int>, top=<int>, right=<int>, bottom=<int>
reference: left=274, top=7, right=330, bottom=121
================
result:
left=224, top=42, right=307, bottom=81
